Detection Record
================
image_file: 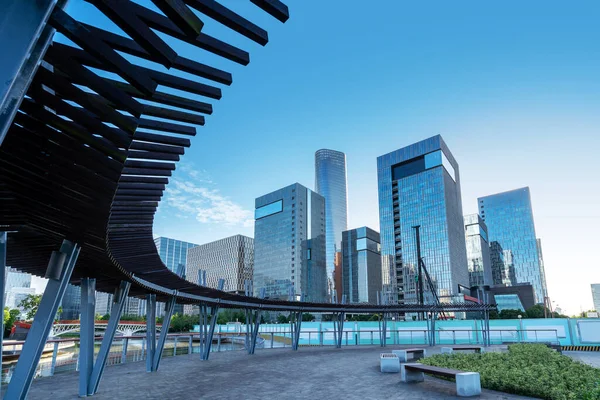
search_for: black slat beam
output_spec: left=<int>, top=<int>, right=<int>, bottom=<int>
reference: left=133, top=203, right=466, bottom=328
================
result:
left=49, top=8, right=157, bottom=96
left=250, top=0, right=290, bottom=23
left=185, top=0, right=268, bottom=45
left=85, top=0, right=177, bottom=68
left=152, top=0, right=204, bottom=37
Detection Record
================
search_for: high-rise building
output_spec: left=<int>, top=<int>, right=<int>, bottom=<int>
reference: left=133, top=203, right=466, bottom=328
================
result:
left=154, top=236, right=198, bottom=315
left=478, top=187, right=546, bottom=303
left=377, top=135, right=469, bottom=304
left=464, top=214, right=493, bottom=287
left=592, top=284, right=600, bottom=312
left=315, top=149, right=348, bottom=299
left=95, top=292, right=113, bottom=317
left=154, top=237, right=198, bottom=276
left=4, top=267, right=33, bottom=310
left=341, top=227, right=382, bottom=303
left=537, top=239, right=548, bottom=301
left=254, top=183, right=327, bottom=302
left=186, top=234, right=254, bottom=294
left=60, top=284, right=81, bottom=320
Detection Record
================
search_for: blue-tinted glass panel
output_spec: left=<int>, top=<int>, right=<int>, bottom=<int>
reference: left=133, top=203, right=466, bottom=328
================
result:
left=255, top=199, right=283, bottom=219
left=424, top=150, right=442, bottom=169
left=356, top=237, right=381, bottom=254
left=479, top=226, right=488, bottom=242
left=391, top=156, right=425, bottom=180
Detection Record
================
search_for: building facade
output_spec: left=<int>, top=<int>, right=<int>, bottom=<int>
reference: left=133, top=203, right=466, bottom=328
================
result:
left=4, top=267, right=32, bottom=309
left=377, top=135, right=469, bottom=304
left=254, top=183, right=327, bottom=302
left=315, top=149, right=348, bottom=299
left=341, top=227, right=382, bottom=303
left=60, top=284, right=81, bottom=320
left=592, top=284, right=600, bottom=312
left=95, top=292, right=113, bottom=317
left=464, top=214, right=493, bottom=287
left=186, top=234, right=254, bottom=293
left=478, top=187, right=546, bottom=303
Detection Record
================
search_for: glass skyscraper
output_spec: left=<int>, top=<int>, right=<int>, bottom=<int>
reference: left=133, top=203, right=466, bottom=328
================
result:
left=254, top=183, right=327, bottom=302
left=315, top=149, right=348, bottom=299
left=377, top=135, right=469, bottom=304
left=341, top=227, right=382, bottom=303
left=464, top=214, right=493, bottom=287
left=478, top=187, right=546, bottom=303
left=154, top=237, right=198, bottom=277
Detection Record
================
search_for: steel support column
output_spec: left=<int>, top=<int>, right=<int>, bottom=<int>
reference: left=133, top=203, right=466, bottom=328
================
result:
left=88, top=281, right=131, bottom=395
left=290, top=311, right=302, bottom=351
left=333, top=312, right=345, bottom=348
left=0, top=232, right=6, bottom=379
left=201, top=305, right=219, bottom=360
left=152, top=296, right=176, bottom=371
left=5, top=240, right=80, bottom=399
left=146, top=294, right=156, bottom=372
left=248, top=308, right=262, bottom=354
left=79, top=277, right=96, bottom=397
left=199, top=303, right=208, bottom=359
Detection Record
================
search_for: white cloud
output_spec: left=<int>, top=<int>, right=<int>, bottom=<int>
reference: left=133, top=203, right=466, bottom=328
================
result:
left=163, top=174, right=253, bottom=228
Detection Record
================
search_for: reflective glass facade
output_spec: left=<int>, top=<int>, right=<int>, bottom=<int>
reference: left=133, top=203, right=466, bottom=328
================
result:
left=4, top=267, right=32, bottom=306
left=315, top=149, right=348, bottom=299
left=377, top=135, right=469, bottom=304
left=154, top=237, right=198, bottom=276
left=341, top=227, right=382, bottom=303
left=464, top=214, right=493, bottom=287
left=254, top=183, right=327, bottom=302
left=494, top=294, right=525, bottom=312
left=478, top=187, right=546, bottom=303
left=592, top=284, right=600, bottom=312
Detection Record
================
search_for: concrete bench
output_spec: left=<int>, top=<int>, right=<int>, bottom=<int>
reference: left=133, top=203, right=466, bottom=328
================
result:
left=392, top=348, right=427, bottom=362
left=380, top=353, right=400, bottom=373
left=441, top=346, right=484, bottom=354
left=401, top=363, right=481, bottom=397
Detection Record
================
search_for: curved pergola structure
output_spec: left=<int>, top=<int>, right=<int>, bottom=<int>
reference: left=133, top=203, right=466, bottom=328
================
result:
left=0, top=1, right=494, bottom=397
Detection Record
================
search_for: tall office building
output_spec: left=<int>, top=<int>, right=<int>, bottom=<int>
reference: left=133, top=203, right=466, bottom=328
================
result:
left=60, top=284, right=81, bottom=320
left=254, top=183, right=327, bottom=302
left=478, top=187, right=546, bottom=303
left=592, top=284, right=600, bottom=312
left=464, top=214, right=493, bottom=287
left=154, top=236, right=198, bottom=315
left=95, top=292, right=113, bottom=317
left=186, top=234, right=254, bottom=293
left=154, top=237, right=198, bottom=276
left=315, top=149, right=348, bottom=299
left=341, top=227, right=382, bottom=303
left=537, top=239, right=548, bottom=301
left=377, top=135, right=469, bottom=304
left=4, top=267, right=32, bottom=307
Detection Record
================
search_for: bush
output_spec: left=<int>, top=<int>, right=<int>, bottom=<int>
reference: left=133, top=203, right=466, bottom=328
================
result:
left=421, top=344, right=600, bottom=399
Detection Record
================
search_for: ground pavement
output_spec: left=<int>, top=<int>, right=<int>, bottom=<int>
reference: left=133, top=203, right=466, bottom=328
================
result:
left=23, top=345, right=540, bottom=399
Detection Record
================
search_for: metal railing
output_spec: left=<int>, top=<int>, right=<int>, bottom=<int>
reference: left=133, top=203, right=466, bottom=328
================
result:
left=1, top=328, right=558, bottom=385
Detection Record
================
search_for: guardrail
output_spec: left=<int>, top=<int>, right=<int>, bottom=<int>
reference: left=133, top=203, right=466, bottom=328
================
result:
left=0, top=328, right=559, bottom=385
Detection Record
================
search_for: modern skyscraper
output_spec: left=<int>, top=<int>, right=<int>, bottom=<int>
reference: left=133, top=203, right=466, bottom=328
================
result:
left=341, top=227, right=382, bottom=303
left=377, top=135, right=469, bottom=304
left=592, top=284, right=600, bottom=312
left=478, top=187, right=546, bottom=303
left=315, top=149, right=348, bottom=299
left=4, top=267, right=32, bottom=308
left=537, top=238, right=548, bottom=301
left=464, top=214, right=493, bottom=287
left=154, top=236, right=198, bottom=315
left=254, top=183, right=327, bottom=302
left=95, top=292, right=113, bottom=317
left=60, top=284, right=81, bottom=320
left=154, top=237, right=198, bottom=276
left=186, top=234, right=254, bottom=294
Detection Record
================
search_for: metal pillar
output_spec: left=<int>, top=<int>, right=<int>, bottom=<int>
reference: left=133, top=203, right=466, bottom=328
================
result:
left=152, top=296, right=176, bottom=371
left=248, top=308, right=262, bottom=354
left=199, top=303, right=208, bottom=359
left=290, top=311, right=302, bottom=351
left=5, top=240, right=80, bottom=399
left=88, top=281, right=131, bottom=395
left=79, top=278, right=96, bottom=397
left=333, top=312, right=345, bottom=348
left=146, top=294, right=156, bottom=372
left=0, top=232, right=6, bottom=380
left=413, top=226, right=425, bottom=320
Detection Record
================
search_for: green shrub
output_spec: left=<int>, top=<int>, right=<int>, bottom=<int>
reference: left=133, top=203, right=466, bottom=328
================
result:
left=421, top=344, right=600, bottom=399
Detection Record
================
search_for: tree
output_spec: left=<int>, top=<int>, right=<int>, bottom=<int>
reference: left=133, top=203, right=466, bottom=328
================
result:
left=121, top=314, right=145, bottom=322
left=100, top=313, right=110, bottom=321
left=169, top=313, right=197, bottom=333
left=276, top=314, right=289, bottom=324
left=301, top=313, right=315, bottom=322
left=4, top=307, right=20, bottom=337
left=19, top=294, right=42, bottom=320
left=216, top=309, right=246, bottom=325
left=498, top=309, right=526, bottom=319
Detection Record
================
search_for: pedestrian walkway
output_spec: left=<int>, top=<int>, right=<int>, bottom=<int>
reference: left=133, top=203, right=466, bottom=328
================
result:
left=26, top=346, right=535, bottom=399
left=565, top=351, right=600, bottom=368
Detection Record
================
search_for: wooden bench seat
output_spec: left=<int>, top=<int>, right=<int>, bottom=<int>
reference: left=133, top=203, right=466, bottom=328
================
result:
left=401, top=363, right=481, bottom=397
left=392, top=347, right=427, bottom=362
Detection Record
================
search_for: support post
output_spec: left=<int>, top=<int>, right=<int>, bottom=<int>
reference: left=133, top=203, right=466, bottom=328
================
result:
left=290, top=311, right=302, bottom=351
left=0, top=232, right=6, bottom=377
left=5, top=240, right=80, bottom=400
left=152, top=296, right=176, bottom=371
left=88, top=281, right=131, bottom=395
left=413, top=226, right=424, bottom=321
left=79, top=278, right=96, bottom=397
left=146, top=294, right=156, bottom=372
left=202, top=305, right=219, bottom=359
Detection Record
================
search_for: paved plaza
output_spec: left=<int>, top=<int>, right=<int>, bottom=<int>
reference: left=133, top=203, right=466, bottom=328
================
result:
left=27, top=346, right=537, bottom=399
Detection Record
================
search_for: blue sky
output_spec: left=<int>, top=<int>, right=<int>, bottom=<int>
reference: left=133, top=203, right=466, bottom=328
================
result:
left=61, top=0, right=600, bottom=315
